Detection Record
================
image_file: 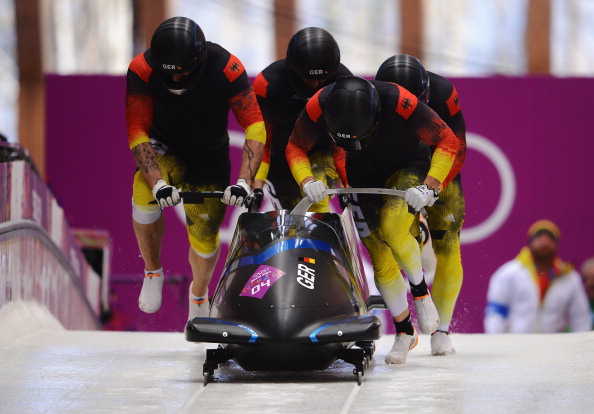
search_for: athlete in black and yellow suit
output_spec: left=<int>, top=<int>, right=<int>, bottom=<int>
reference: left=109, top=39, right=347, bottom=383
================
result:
left=253, top=27, right=352, bottom=212
left=376, top=55, right=466, bottom=355
left=286, top=76, right=461, bottom=364
left=126, top=17, right=265, bottom=322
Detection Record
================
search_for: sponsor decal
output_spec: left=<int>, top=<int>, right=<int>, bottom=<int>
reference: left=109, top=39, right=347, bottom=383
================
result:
left=297, top=258, right=316, bottom=290
left=240, top=265, right=285, bottom=299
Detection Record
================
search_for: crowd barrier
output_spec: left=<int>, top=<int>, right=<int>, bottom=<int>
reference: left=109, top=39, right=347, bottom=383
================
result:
left=0, top=142, right=107, bottom=330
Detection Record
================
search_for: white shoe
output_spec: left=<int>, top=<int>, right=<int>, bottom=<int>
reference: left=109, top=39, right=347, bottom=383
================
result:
left=138, top=270, right=164, bottom=313
left=414, top=294, right=440, bottom=334
left=431, top=331, right=455, bottom=355
left=188, top=283, right=210, bottom=321
left=385, top=328, right=419, bottom=364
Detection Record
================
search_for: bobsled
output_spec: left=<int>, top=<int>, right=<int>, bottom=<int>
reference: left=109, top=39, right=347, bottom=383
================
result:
left=184, top=189, right=393, bottom=385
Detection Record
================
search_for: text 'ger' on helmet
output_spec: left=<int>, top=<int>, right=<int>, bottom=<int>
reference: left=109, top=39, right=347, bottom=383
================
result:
left=324, top=76, right=381, bottom=152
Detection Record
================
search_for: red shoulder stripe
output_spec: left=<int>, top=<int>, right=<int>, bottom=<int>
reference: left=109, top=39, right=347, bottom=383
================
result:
left=224, top=53, right=245, bottom=83
left=446, top=86, right=461, bottom=116
left=395, top=85, right=417, bottom=119
left=253, top=72, right=268, bottom=98
left=305, top=89, right=324, bottom=122
left=129, top=53, right=152, bottom=83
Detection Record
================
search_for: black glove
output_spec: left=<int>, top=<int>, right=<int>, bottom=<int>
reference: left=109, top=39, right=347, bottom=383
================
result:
left=338, top=193, right=350, bottom=210
left=244, top=188, right=264, bottom=212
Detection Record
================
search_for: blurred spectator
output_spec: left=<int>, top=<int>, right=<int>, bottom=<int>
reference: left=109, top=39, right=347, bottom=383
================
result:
left=484, top=220, right=591, bottom=333
left=580, top=257, right=594, bottom=329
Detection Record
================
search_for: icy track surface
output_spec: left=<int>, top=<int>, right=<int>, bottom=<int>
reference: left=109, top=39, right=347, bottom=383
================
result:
left=1, top=302, right=593, bottom=414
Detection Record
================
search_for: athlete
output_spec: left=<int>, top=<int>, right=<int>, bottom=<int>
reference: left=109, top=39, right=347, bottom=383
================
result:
left=375, top=54, right=466, bottom=355
left=286, top=76, right=462, bottom=364
left=252, top=27, right=352, bottom=212
left=126, top=17, right=265, bottom=323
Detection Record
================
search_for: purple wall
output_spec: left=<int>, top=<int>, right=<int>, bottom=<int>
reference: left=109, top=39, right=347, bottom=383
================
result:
left=46, top=75, right=594, bottom=333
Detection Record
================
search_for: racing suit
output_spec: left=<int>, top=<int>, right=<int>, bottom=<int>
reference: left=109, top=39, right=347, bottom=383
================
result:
left=126, top=42, right=266, bottom=256
left=253, top=60, right=352, bottom=212
left=286, top=80, right=461, bottom=320
left=423, top=71, right=467, bottom=332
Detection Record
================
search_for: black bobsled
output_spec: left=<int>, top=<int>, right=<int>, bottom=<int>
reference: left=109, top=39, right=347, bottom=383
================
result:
left=184, top=190, right=385, bottom=385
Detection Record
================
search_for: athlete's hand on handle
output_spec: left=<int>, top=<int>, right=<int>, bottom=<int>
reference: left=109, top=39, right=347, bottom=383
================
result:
left=152, top=179, right=181, bottom=208
left=404, top=184, right=439, bottom=211
left=338, top=194, right=351, bottom=210
left=223, top=178, right=251, bottom=207
left=303, top=180, right=327, bottom=204
left=244, top=188, right=264, bottom=212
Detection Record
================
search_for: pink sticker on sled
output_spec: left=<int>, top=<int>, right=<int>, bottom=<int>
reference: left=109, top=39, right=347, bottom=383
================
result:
left=240, top=265, right=286, bottom=299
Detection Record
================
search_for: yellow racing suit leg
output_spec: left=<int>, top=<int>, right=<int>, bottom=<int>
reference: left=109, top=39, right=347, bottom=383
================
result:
left=425, top=177, right=465, bottom=332
left=132, top=152, right=226, bottom=257
left=380, top=170, right=425, bottom=286
left=353, top=168, right=424, bottom=316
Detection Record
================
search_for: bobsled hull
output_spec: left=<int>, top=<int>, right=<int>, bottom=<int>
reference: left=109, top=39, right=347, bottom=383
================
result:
left=185, top=209, right=382, bottom=372
left=186, top=315, right=380, bottom=371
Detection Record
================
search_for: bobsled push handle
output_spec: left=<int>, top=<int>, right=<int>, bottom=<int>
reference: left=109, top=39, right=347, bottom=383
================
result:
left=179, top=191, right=224, bottom=204
left=290, top=188, right=406, bottom=216
left=148, top=191, right=224, bottom=205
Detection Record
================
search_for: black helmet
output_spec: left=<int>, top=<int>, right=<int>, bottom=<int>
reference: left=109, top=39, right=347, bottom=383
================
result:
left=325, top=77, right=381, bottom=152
left=150, top=17, right=207, bottom=93
left=375, top=54, right=430, bottom=104
left=286, top=27, right=340, bottom=100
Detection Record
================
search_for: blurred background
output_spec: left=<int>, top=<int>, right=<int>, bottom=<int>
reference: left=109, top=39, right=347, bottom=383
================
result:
left=2, top=0, right=593, bottom=333
left=3, top=0, right=594, bottom=162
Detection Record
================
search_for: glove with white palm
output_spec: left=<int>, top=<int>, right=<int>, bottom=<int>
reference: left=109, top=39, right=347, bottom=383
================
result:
left=303, top=180, right=327, bottom=203
left=152, top=179, right=181, bottom=208
left=404, top=184, right=439, bottom=212
left=223, top=178, right=252, bottom=207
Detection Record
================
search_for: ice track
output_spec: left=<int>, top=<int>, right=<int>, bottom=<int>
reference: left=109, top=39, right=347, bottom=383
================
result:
left=1, top=301, right=592, bottom=414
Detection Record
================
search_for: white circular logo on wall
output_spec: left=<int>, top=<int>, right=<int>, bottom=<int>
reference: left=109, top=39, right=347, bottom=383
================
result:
left=461, top=133, right=516, bottom=244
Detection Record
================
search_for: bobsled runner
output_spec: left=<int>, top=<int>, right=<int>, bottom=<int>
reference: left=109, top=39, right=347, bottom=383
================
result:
left=184, top=189, right=392, bottom=385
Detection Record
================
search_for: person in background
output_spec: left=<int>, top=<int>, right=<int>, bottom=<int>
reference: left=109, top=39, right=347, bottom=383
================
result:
left=375, top=54, right=466, bottom=355
left=286, top=76, right=462, bottom=364
left=126, top=17, right=265, bottom=324
left=580, top=257, right=594, bottom=329
left=252, top=27, right=352, bottom=212
left=484, top=220, right=591, bottom=333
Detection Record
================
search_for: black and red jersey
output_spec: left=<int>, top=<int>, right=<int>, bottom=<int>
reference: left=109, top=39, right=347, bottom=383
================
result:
left=286, top=79, right=461, bottom=188
left=126, top=42, right=262, bottom=184
left=253, top=60, right=352, bottom=172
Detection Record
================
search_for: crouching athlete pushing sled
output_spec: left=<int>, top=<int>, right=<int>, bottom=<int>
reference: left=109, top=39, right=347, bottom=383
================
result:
left=286, top=76, right=462, bottom=364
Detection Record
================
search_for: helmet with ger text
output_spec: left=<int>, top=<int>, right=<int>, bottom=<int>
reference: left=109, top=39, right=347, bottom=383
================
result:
left=324, top=76, right=381, bottom=152
left=286, top=27, right=341, bottom=100
left=150, top=16, right=207, bottom=94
